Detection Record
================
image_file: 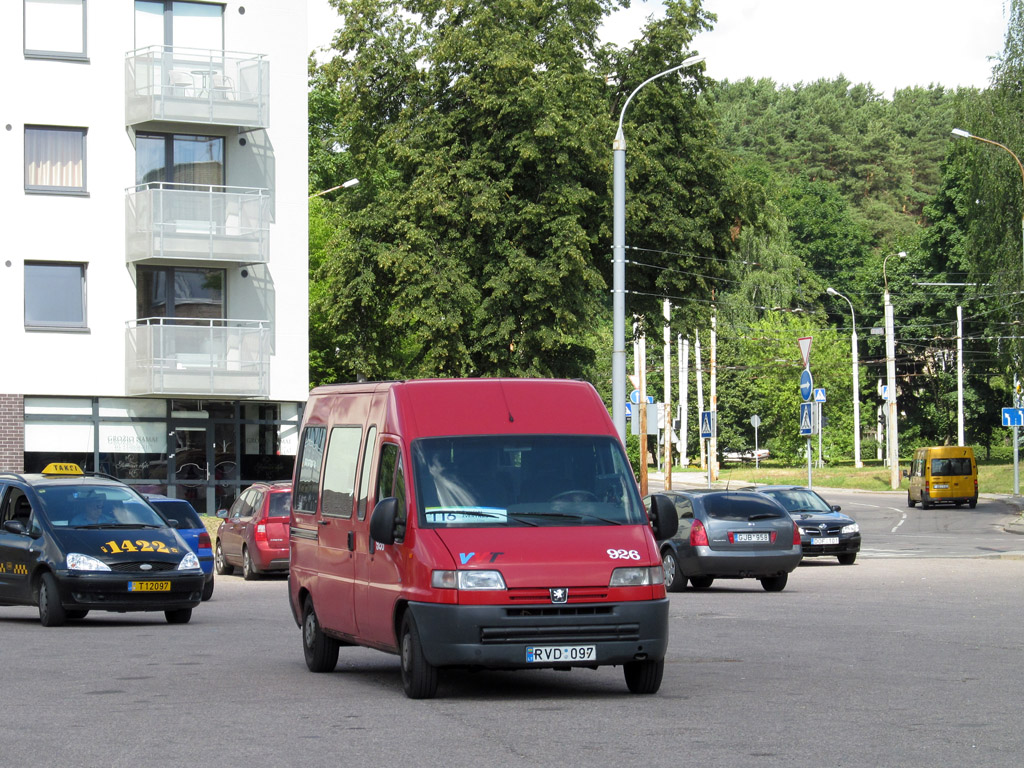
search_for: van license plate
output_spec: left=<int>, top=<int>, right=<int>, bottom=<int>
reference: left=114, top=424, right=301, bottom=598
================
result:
left=933, top=483, right=948, bottom=489
left=734, top=532, right=770, bottom=542
left=129, top=581, right=170, bottom=592
left=811, top=537, right=839, bottom=545
left=526, top=645, right=596, bottom=663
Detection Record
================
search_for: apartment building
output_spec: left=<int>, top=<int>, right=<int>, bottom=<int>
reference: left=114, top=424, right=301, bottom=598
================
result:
left=1, top=0, right=309, bottom=514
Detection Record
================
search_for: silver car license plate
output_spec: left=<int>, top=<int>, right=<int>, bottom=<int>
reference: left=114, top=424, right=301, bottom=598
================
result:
left=734, top=532, right=770, bottom=542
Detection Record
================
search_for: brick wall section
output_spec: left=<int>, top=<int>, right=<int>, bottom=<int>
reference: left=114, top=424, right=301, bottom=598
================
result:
left=0, top=394, right=25, bottom=472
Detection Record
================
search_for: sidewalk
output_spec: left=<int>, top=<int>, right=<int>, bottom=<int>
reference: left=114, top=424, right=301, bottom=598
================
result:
left=642, top=469, right=1024, bottom=536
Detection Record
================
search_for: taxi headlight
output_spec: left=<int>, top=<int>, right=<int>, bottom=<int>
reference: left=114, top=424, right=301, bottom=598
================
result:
left=431, top=570, right=506, bottom=590
left=178, top=552, right=201, bottom=571
left=841, top=523, right=860, bottom=534
left=67, top=553, right=111, bottom=572
left=609, top=566, right=663, bottom=587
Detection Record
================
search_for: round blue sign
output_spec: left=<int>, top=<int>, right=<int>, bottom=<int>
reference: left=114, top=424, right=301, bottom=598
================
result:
left=800, top=369, right=814, bottom=401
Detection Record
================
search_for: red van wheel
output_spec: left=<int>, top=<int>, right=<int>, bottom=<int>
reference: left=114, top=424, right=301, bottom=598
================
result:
left=302, top=596, right=339, bottom=673
left=400, top=613, right=438, bottom=699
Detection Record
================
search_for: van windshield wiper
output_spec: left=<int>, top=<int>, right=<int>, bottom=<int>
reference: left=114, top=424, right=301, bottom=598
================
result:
left=527, top=512, right=624, bottom=526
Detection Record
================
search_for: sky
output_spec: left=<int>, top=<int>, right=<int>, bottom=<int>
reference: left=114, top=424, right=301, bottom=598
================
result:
left=306, top=0, right=1010, bottom=96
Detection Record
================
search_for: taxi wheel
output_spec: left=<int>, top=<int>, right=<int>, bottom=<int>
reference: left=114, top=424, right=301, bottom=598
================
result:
left=242, top=548, right=259, bottom=581
left=165, top=608, right=192, bottom=624
left=662, top=550, right=686, bottom=592
left=689, top=576, right=714, bottom=590
left=400, top=612, right=438, bottom=699
left=202, top=577, right=215, bottom=601
left=215, top=541, right=234, bottom=575
left=38, top=572, right=67, bottom=627
left=624, top=659, right=664, bottom=694
left=302, top=596, right=339, bottom=673
left=760, top=573, right=788, bottom=592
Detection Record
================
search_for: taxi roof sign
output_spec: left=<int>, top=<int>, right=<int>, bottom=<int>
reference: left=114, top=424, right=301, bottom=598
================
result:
left=41, top=462, right=84, bottom=475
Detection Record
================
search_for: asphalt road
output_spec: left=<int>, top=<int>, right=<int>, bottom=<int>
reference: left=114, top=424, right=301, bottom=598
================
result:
left=2, top=515, right=1023, bottom=767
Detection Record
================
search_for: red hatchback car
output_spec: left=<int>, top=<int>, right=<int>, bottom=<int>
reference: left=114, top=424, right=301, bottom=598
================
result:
left=215, top=481, right=291, bottom=580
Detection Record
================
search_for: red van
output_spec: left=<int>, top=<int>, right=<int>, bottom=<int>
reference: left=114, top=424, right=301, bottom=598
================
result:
left=287, top=379, right=678, bottom=698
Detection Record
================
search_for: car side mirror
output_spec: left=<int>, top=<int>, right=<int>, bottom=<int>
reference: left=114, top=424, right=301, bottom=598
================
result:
left=647, top=494, right=679, bottom=541
left=369, top=497, right=399, bottom=545
left=831, top=505, right=841, bottom=513
left=2, top=520, right=26, bottom=535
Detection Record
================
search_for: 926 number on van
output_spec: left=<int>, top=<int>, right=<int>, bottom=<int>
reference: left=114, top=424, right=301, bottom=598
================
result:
left=607, top=549, right=640, bottom=560
left=526, top=645, right=596, bottom=663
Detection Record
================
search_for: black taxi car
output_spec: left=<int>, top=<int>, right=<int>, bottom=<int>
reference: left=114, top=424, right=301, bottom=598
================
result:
left=0, top=464, right=204, bottom=626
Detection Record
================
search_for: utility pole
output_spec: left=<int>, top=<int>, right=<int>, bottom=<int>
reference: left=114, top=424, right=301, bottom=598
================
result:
left=709, top=309, right=719, bottom=482
left=663, top=300, right=672, bottom=489
left=680, top=335, right=689, bottom=468
left=957, top=305, right=964, bottom=446
left=695, top=332, right=706, bottom=470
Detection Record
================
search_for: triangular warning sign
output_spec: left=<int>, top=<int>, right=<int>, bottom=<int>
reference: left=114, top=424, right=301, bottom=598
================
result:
left=798, top=337, right=812, bottom=368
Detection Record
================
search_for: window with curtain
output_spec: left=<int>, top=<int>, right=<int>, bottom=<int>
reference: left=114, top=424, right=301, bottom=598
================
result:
left=25, top=262, right=87, bottom=329
left=25, top=126, right=87, bottom=193
left=24, top=0, right=87, bottom=59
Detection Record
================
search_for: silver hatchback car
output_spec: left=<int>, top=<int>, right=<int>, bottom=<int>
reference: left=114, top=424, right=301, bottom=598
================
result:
left=644, top=489, right=803, bottom=592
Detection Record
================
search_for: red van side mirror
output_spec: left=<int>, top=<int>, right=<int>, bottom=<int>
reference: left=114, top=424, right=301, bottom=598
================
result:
left=647, top=494, right=679, bottom=541
left=369, top=497, right=399, bottom=545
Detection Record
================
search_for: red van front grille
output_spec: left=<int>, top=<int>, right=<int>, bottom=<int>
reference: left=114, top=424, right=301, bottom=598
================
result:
left=506, top=587, right=608, bottom=602
left=480, top=620, right=639, bottom=645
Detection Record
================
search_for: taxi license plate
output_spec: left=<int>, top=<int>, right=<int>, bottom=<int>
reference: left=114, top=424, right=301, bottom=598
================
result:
left=129, top=581, right=171, bottom=592
left=811, top=537, right=839, bottom=546
left=526, top=645, right=596, bottom=663
left=734, top=532, right=770, bottom=542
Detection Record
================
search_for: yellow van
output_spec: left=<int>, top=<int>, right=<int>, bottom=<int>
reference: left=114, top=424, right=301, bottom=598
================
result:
left=905, top=446, right=978, bottom=509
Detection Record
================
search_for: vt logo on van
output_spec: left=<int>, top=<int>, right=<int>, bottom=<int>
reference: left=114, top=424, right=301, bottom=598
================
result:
left=459, top=552, right=475, bottom=564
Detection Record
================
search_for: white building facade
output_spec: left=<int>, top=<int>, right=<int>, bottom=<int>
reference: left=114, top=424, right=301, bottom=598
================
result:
left=1, top=0, right=309, bottom=513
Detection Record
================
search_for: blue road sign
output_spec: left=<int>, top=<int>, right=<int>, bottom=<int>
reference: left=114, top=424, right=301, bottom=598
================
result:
left=814, top=387, right=826, bottom=403
left=799, top=402, right=815, bottom=436
left=625, top=402, right=632, bottom=417
left=700, top=411, right=714, bottom=439
left=629, top=390, right=655, bottom=405
left=800, top=369, right=814, bottom=401
left=1002, top=407, right=1024, bottom=427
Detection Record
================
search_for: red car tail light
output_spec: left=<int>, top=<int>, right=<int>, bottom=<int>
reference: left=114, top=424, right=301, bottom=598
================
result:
left=690, top=519, right=709, bottom=547
left=255, top=522, right=268, bottom=543
left=198, top=532, right=212, bottom=549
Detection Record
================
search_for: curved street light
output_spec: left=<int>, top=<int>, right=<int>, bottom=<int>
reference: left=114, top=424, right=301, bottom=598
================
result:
left=953, top=127, right=1024, bottom=494
left=611, top=55, right=705, bottom=444
left=827, top=287, right=862, bottom=468
left=309, top=178, right=359, bottom=198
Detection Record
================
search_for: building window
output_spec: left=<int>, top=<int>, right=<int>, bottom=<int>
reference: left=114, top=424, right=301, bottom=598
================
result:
left=25, top=126, right=87, bottom=194
left=25, top=261, right=87, bottom=329
left=137, top=266, right=225, bottom=320
left=135, top=0, right=224, bottom=50
left=136, top=132, right=224, bottom=187
left=24, top=0, right=87, bottom=60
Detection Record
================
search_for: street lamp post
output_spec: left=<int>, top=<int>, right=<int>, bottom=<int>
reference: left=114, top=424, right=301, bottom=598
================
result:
left=952, top=128, right=1024, bottom=494
left=309, top=178, right=359, bottom=198
left=612, top=55, right=705, bottom=445
left=827, top=287, right=862, bottom=468
left=883, top=251, right=906, bottom=489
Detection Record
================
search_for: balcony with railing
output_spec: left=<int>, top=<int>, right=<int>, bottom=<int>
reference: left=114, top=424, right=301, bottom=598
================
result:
left=126, top=46, right=269, bottom=128
left=126, top=182, right=269, bottom=264
left=126, top=318, right=270, bottom=398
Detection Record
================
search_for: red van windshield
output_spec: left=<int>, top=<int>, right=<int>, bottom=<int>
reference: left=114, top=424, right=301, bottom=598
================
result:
left=411, top=435, right=645, bottom=528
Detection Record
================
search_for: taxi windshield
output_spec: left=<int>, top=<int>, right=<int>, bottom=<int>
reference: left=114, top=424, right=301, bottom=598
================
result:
left=38, top=486, right=168, bottom=529
left=412, top=434, right=645, bottom=528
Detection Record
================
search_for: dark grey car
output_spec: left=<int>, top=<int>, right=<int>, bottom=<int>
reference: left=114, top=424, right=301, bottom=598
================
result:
left=754, top=486, right=861, bottom=565
left=644, top=490, right=802, bottom=592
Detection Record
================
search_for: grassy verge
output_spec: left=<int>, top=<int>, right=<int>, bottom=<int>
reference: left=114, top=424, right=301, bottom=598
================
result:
left=664, top=461, right=1015, bottom=495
